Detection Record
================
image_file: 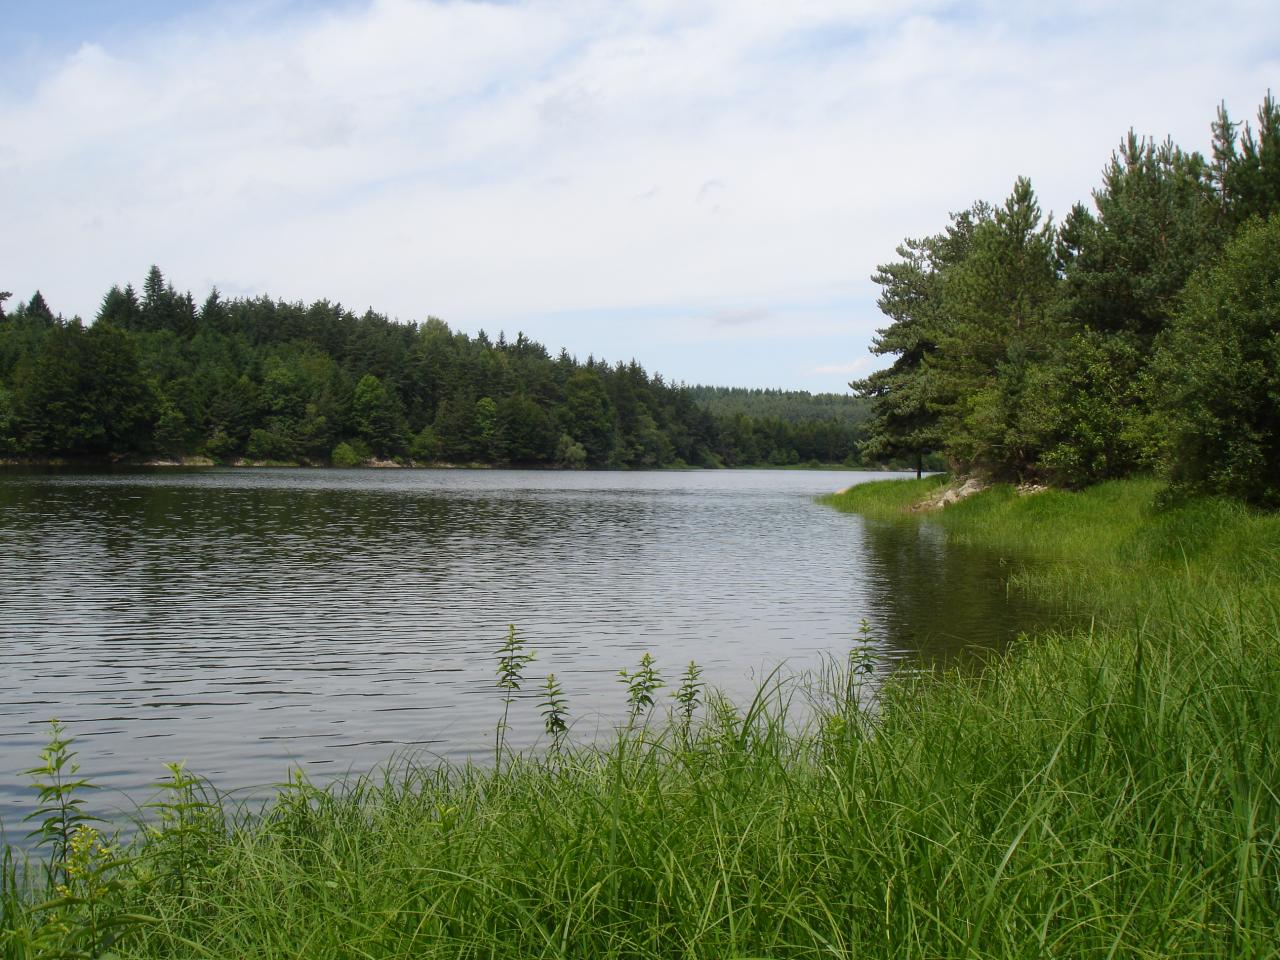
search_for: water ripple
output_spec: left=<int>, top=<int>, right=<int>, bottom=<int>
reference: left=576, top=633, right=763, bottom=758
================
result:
left=0, top=467, right=1048, bottom=841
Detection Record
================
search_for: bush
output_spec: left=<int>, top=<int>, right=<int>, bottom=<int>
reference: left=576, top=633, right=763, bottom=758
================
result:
left=555, top=433, right=587, bottom=469
left=245, top=427, right=297, bottom=462
left=1151, top=215, right=1280, bottom=506
left=408, top=425, right=440, bottom=462
left=330, top=441, right=362, bottom=467
left=202, top=427, right=238, bottom=462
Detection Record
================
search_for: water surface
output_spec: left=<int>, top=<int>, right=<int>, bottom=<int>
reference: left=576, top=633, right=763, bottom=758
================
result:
left=0, top=468, right=1049, bottom=837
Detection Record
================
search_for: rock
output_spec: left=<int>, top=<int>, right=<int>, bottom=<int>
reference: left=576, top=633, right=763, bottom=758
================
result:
left=911, top=476, right=988, bottom=512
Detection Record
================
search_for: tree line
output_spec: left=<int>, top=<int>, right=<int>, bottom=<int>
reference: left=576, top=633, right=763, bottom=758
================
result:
left=0, top=274, right=873, bottom=469
left=853, top=93, right=1280, bottom=505
left=687, top=386, right=880, bottom=466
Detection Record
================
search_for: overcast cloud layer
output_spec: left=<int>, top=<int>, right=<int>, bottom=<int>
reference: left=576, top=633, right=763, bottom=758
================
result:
left=2, top=0, right=1277, bottom=390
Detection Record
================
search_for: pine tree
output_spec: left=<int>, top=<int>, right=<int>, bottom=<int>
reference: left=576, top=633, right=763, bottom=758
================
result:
left=97, top=285, right=141, bottom=328
left=26, top=291, right=55, bottom=325
left=932, top=178, right=1058, bottom=478
left=1150, top=214, right=1280, bottom=506
left=852, top=204, right=990, bottom=476
left=1212, top=92, right=1280, bottom=226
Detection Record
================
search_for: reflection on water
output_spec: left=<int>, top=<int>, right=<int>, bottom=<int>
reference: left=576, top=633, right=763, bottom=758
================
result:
left=0, top=467, right=1054, bottom=838
left=857, top=518, right=1045, bottom=664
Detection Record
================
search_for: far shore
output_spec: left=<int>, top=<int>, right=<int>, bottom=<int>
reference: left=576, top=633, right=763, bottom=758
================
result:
left=0, top=456, right=915, bottom=472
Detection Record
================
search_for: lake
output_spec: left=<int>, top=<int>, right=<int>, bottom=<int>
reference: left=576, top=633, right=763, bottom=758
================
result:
left=0, top=467, right=1048, bottom=839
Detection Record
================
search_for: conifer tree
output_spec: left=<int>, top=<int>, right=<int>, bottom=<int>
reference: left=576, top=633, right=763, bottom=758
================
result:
left=25, top=291, right=55, bottom=325
left=931, top=179, right=1058, bottom=478
left=1150, top=214, right=1280, bottom=506
left=852, top=204, right=989, bottom=476
left=1212, top=92, right=1280, bottom=226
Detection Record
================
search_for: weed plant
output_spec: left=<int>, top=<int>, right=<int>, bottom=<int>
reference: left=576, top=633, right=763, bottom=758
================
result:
left=2, top=479, right=1278, bottom=957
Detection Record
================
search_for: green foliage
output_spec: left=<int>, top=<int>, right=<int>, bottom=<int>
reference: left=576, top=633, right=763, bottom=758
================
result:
left=1212, top=92, right=1280, bottom=227
left=497, top=392, right=555, bottom=463
left=618, top=652, right=664, bottom=727
left=473, top=395, right=503, bottom=461
left=151, top=395, right=188, bottom=456
left=23, top=721, right=99, bottom=872
left=352, top=373, right=406, bottom=457
left=0, top=272, right=859, bottom=469
left=1059, top=133, right=1220, bottom=346
left=1150, top=214, right=1280, bottom=506
left=407, top=424, right=440, bottom=462
left=330, top=441, right=362, bottom=467
left=554, top=432, right=587, bottom=469
left=0, top=384, right=17, bottom=456
left=24, top=291, right=55, bottom=325
left=858, top=92, right=1279, bottom=498
left=1026, top=329, right=1151, bottom=486
left=853, top=204, right=989, bottom=473
left=10, top=319, right=157, bottom=457
left=816, top=473, right=949, bottom=518
left=844, top=621, right=877, bottom=706
left=539, top=673, right=569, bottom=755
left=672, top=660, right=704, bottom=739
left=31, top=823, right=139, bottom=958
left=562, top=369, right=615, bottom=465
left=688, top=387, right=869, bottom=464
left=142, top=762, right=222, bottom=900
left=244, top=426, right=297, bottom=463
left=932, top=178, right=1059, bottom=479
left=495, top=625, right=535, bottom=767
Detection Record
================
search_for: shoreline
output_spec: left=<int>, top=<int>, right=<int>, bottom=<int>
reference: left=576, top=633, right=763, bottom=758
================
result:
left=0, top=456, right=898, bottom=472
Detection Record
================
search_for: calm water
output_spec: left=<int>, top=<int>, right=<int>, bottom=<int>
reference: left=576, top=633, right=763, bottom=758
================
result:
left=0, top=467, right=1049, bottom=838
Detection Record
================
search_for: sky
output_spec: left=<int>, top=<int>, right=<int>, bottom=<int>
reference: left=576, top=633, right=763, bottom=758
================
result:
left=2, top=1, right=1276, bottom=392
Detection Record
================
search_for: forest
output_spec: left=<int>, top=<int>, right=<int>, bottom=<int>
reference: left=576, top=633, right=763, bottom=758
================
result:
left=0, top=279, right=869, bottom=470
left=854, top=93, right=1280, bottom=505
left=687, top=385, right=870, bottom=424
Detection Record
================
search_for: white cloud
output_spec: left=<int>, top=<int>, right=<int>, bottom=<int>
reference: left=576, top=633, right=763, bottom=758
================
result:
left=1, top=0, right=1276, bottom=388
left=813, top=359, right=872, bottom=376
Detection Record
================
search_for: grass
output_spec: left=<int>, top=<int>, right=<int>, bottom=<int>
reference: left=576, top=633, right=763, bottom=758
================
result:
left=817, top=473, right=949, bottom=518
left=3, top=478, right=1279, bottom=958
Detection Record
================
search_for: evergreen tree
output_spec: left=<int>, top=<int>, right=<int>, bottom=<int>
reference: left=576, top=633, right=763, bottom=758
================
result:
left=98, top=285, right=142, bottom=328
left=853, top=238, right=943, bottom=475
left=433, top=390, right=480, bottom=461
left=562, top=369, right=616, bottom=465
left=0, top=265, right=872, bottom=467
left=1212, top=92, right=1280, bottom=226
left=1058, top=134, right=1219, bottom=347
left=199, top=288, right=228, bottom=334
left=930, top=179, right=1058, bottom=479
left=499, top=392, right=556, bottom=463
left=353, top=373, right=407, bottom=457
left=25, top=291, right=55, bottom=325
left=0, top=384, right=17, bottom=455
left=1150, top=214, right=1280, bottom=506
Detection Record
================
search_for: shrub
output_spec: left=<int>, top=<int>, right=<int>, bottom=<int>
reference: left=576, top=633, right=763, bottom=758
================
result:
left=1151, top=214, right=1280, bottom=505
left=330, top=441, right=362, bottom=467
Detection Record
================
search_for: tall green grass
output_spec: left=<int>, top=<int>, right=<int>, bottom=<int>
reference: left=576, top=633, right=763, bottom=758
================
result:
left=818, top=473, right=949, bottom=519
left=3, top=479, right=1278, bottom=958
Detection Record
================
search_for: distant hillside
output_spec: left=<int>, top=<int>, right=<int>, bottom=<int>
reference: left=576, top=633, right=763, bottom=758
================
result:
left=0, top=271, right=876, bottom=468
left=688, top=386, right=872, bottom=425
